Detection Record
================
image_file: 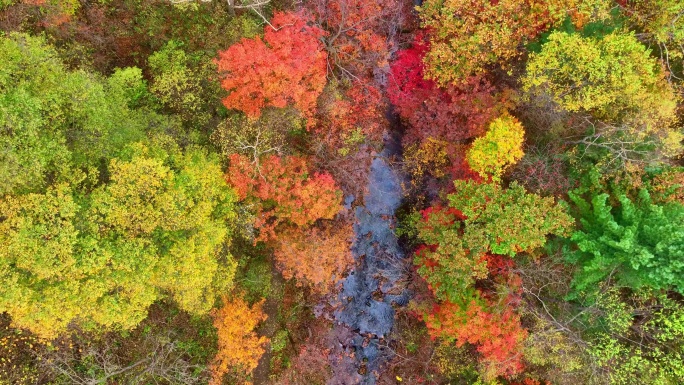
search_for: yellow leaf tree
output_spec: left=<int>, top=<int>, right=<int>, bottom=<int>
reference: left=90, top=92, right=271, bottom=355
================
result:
left=522, top=31, right=682, bottom=160
left=467, top=115, right=525, bottom=182
left=419, top=0, right=611, bottom=85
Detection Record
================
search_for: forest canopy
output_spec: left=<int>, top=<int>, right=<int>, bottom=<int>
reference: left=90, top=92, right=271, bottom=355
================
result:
left=0, top=0, right=682, bottom=384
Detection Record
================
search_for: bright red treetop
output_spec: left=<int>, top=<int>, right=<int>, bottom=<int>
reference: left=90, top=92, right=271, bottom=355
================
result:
left=216, top=12, right=327, bottom=123
left=387, top=33, right=437, bottom=112
left=388, top=33, right=503, bottom=146
left=425, top=298, right=527, bottom=380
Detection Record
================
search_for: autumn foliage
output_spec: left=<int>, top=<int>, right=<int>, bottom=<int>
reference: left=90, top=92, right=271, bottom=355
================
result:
left=403, top=138, right=451, bottom=180
left=210, top=296, right=268, bottom=384
left=418, top=0, right=609, bottom=84
left=413, top=179, right=573, bottom=379
left=425, top=299, right=527, bottom=380
left=274, top=223, right=353, bottom=294
left=649, top=168, right=684, bottom=204
left=0, top=0, right=681, bottom=383
left=467, top=114, right=525, bottom=182
left=226, top=154, right=342, bottom=241
left=387, top=35, right=503, bottom=148
left=21, top=0, right=79, bottom=26
left=387, top=33, right=435, bottom=111
left=216, top=12, right=327, bottom=122
left=308, top=0, right=406, bottom=77
left=315, top=81, right=387, bottom=151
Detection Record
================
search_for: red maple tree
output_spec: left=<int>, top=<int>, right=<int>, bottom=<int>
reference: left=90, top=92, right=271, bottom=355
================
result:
left=388, top=34, right=503, bottom=146
left=387, top=33, right=437, bottom=113
left=216, top=11, right=328, bottom=124
left=425, top=298, right=527, bottom=379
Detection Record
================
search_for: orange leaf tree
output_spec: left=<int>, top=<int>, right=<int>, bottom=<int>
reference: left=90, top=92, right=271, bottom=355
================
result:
left=210, top=296, right=268, bottom=384
left=226, top=153, right=343, bottom=241
left=225, top=151, right=350, bottom=294
left=274, top=224, right=353, bottom=294
left=216, top=12, right=327, bottom=123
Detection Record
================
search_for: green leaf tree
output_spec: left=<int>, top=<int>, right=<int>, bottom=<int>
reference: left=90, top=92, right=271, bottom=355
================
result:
left=416, top=180, right=573, bottom=304
left=449, top=181, right=573, bottom=258
left=523, top=31, right=683, bottom=160
left=0, top=33, right=169, bottom=196
left=414, top=181, right=571, bottom=379
left=587, top=290, right=684, bottom=385
left=566, top=187, right=684, bottom=295
left=148, top=40, right=224, bottom=130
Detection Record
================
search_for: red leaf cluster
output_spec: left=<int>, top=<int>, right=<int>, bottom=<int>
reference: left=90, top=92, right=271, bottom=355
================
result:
left=510, top=379, right=551, bottom=385
left=420, top=205, right=466, bottom=223
left=481, top=253, right=515, bottom=277
left=316, top=82, right=387, bottom=149
left=226, top=153, right=342, bottom=241
left=388, top=34, right=502, bottom=146
left=425, top=299, right=527, bottom=379
left=403, top=78, right=501, bottom=145
left=511, top=152, right=576, bottom=197
left=448, top=149, right=484, bottom=183
left=216, top=12, right=327, bottom=123
left=387, top=33, right=437, bottom=112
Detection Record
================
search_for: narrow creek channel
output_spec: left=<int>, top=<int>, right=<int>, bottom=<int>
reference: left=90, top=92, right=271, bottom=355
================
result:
left=330, top=129, right=411, bottom=384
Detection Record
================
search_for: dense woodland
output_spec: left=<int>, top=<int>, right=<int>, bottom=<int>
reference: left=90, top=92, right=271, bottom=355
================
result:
left=0, top=0, right=683, bottom=384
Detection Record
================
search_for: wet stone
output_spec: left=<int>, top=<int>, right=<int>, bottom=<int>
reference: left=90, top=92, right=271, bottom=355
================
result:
left=332, top=142, right=411, bottom=384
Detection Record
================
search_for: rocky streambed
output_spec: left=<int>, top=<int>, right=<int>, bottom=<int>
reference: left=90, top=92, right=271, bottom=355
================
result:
left=330, top=132, right=411, bottom=384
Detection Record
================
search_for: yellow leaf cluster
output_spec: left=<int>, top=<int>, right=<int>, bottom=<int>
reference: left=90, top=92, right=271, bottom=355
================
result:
left=523, top=31, right=682, bottom=157
left=419, top=0, right=611, bottom=84
left=467, top=115, right=525, bottom=182
left=403, top=138, right=450, bottom=180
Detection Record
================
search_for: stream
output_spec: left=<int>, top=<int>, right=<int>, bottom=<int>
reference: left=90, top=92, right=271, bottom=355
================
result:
left=329, top=131, right=411, bottom=384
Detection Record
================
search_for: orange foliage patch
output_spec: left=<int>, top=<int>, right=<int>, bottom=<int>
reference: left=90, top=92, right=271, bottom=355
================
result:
left=425, top=298, right=527, bottom=380
left=209, top=296, right=268, bottom=384
left=226, top=154, right=342, bottom=242
left=274, top=223, right=353, bottom=294
left=316, top=82, right=387, bottom=148
left=309, top=0, right=405, bottom=76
